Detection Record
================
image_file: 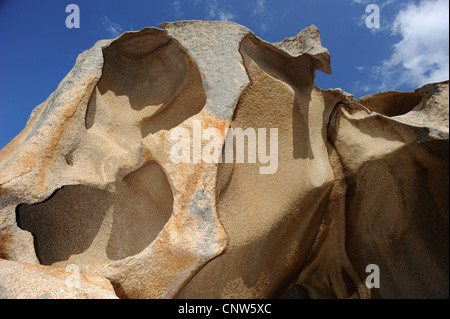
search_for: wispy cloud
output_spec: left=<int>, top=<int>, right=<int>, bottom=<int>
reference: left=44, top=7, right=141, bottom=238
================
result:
left=253, top=0, right=266, bottom=16
left=102, top=16, right=124, bottom=38
left=352, top=81, right=373, bottom=94
left=218, top=10, right=235, bottom=21
left=195, top=0, right=235, bottom=21
left=173, top=0, right=184, bottom=18
left=251, top=0, right=272, bottom=33
left=205, top=0, right=217, bottom=19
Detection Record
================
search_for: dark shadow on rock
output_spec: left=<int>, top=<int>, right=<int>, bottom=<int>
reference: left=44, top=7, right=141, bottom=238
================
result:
left=85, top=28, right=206, bottom=137
left=16, top=161, right=173, bottom=266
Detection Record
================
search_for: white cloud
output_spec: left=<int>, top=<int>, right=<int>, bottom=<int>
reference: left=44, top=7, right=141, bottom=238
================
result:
left=254, top=0, right=266, bottom=16
left=173, top=0, right=184, bottom=18
left=380, top=0, right=449, bottom=89
left=356, top=66, right=365, bottom=72
left=251, top=0, right=272, bottom=33
left=201, top=0, right=235, bottom=21
left=218, top=10, right=235, bottom=21
left=102, top=16, right=123, bottom=38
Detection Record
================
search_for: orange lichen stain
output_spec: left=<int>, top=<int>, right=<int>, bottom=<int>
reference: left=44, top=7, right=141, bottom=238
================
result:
left=142, top=148, right=153, bottom=163
left=170, top=215, right=188, bottom=235
left=142, top=136, right=167, bottom=164
left=175, top=164, right=205, bottom=213
left=0, top=187, right=8, bottom=197
left=201, top=111, right=229, bottom=137
left=0, top=233, right=12, bottom=259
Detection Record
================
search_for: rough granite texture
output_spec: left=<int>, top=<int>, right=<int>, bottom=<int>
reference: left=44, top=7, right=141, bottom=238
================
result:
left=0, top=20, right=448, bottom=299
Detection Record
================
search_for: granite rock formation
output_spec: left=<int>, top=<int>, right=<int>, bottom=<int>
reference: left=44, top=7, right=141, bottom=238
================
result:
left=0, top=21, right=448, bottom=299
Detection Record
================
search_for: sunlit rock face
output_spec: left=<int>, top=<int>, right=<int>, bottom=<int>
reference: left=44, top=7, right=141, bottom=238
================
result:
left=0, top=21, right=448, bottom=299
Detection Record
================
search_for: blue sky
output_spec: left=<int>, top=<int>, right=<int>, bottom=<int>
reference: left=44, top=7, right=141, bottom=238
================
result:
left=0, top=0, right=448, bottom=149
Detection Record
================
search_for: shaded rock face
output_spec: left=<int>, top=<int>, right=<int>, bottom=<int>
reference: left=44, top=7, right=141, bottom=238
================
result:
left=0, top=21, right=448, bottom=299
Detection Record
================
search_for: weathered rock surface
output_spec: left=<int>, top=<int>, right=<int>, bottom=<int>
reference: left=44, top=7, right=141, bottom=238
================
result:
left=0, top=258, right=117, bottom=299
left=0, top=21, right=448, bottom=299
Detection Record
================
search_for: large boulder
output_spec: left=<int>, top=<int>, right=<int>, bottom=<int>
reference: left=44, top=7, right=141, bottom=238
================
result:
left=0, top=21, right=448, bottom=299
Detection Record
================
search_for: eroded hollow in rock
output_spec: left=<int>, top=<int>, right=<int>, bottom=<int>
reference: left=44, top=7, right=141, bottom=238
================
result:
left=16, top=161, right=173, bottom=267
left=85, top=28, right=206, bottom=137
left=357, top=91, right=423, bottom=117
